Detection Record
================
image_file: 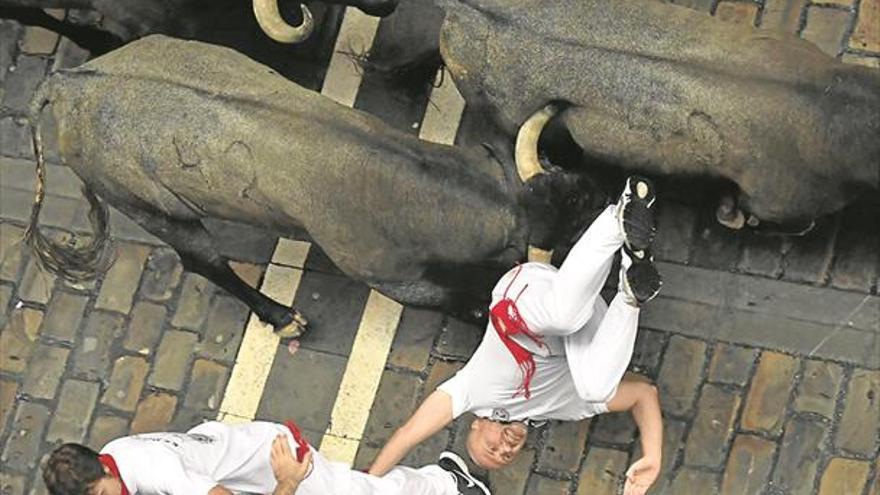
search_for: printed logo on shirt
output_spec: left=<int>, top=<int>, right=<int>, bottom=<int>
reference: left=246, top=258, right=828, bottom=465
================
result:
left=132, top=432, right=217, bottom=448
left=490, top=408, right=510, bottom=422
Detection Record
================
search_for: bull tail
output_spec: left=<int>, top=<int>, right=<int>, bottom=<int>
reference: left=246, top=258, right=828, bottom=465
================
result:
left=24, top=80, right=113, bottom=282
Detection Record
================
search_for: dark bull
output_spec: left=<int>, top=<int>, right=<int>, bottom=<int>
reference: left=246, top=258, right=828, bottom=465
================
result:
left=441, top=0, right=880, bottom=231
left=26, top=35, right=602, bottom=336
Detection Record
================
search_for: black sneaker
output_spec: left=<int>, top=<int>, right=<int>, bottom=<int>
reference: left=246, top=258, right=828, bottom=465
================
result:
left=617, top=176, right=657, bottom=252
left=438, top=452, right=491, bottom=495
left=620, top=246, right=662, bottom=305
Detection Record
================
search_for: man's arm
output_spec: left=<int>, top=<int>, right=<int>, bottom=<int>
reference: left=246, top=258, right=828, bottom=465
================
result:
left=369, top=390, right=454, bottom=476
left=606, top=377, right=663, bottom=495
left=208, top=487, right=233, bottom=495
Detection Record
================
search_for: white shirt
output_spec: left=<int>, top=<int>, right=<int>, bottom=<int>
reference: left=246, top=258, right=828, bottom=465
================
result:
left=100, top=421, right=457, bottom=495
left=438, top=263, right=611, bottom=422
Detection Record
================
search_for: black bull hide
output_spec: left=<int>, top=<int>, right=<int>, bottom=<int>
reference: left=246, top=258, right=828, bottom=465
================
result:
left=27, top=35, right=601, bottom=334
left=433, top=0, right=880, bottom=229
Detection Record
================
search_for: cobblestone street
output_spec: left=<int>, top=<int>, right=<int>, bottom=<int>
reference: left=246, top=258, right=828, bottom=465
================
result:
left=1, top=1, right=879, bottom=494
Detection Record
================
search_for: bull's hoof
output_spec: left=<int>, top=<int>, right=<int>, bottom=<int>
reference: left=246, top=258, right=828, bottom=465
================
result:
left=275, top=311, right=308, bottom=339
left=716, top=197, right=746, bottom=230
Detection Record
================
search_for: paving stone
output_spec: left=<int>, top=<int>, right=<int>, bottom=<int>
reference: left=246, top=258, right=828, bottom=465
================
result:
left=46, top=379, right=99, bottom=443
left=183, top=359, right=229, bottom=411
left=629, top=329, right=666, bottom=376
left=782, top=216, right=838, bottom=284
left=721, top=434, right=777, bottom=495
left=591, top=412, right=636, bottom=446
left=0, top=223, right=26, bottom=283
left=738, top=233, right=784, bottom=278
left=423, top=360, right=464, bottom=397
left=0, top=379, right=18, bottom=435
left=1, top=55, right=48, bottom=115
left=842, top=53, right=880, bottom=68
left=291, top=270, right=367, bottom=356
left=257, top=348, right=346, bottom=433
left=0, top=118, right=31, bottom=160
left=715, top=1, right=758, bottom=24
left=761, top=0, right=808, bottom=32
left=40, top=291, right=88, bottom=343
left=741, top=351, right=798, bottom=436
left=835, top=369, right=880, bottom=456
left=86, top=415, right=128, bottom=450
left=0, top=20, right=22, bottom=82
left=1, top=401, right=49, bottom=471
left=691, top=217, right=743, bottom=271
left=707, top=343, right=756, bottom=386
left=802, top=7, right=852, bottom=56
left=130, top=392, right=177, bottom=434
left=29, top=467, right=51, bottom=495
left=817, top=457, right=871, bottom=495
left=148, top=330, right=198, bottom=391
left=772, top=416, right=828, bottom=495
left=575, top=447, right=628, bottom=495
left=20, top=26, right=58, bottom=55
left=94, top=244, right=149, bottom=314
left=869, top=464, right=880, bottom=495
left=684, top=383, right=741, bottom=469
left=537, top=419, right=590, bottom=473
left=51, top=37, right=91, bottom=72
left=20, top=344, right=68, bottom=400
left=667, top=468, right=719, bottom=494
left=123, top=301, right=166, bottom=356
left=138, top=248, right=182, bottom=302
left=388, top=307, right=443, bottom=372
left=435, top=317, right=481, bottom=360
left=363, top=370, right=421, bottom=445
left=830, top=206, right=879, bottom=292
left=794, top=360, right=843, bottom=418
left=72, top=311, right=124, bottom=381
left=850, top=0, right=880, bottom=52
left=0, top=307, right=43, bottom=374
left=525, top=474, right=569, bottom=495
left=170, top=273, right=215, bottom=331
left=196, top=296, right=249, bottom=363
left=653, top=202, right=695, bottom=264
left=18, top=258, right=54, bottom=305
left=101, top=356, right=149, bottom=412
left=0, top=474, right=25, bottom=495
left=401, top=426, right=449, bottom=468
left=657, top=336, right=707, bottom=416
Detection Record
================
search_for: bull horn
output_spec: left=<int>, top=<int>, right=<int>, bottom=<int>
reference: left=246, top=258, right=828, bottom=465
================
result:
left=253, top=0, right=314, bottom=44
left=515, top=104, right=559, bottom=183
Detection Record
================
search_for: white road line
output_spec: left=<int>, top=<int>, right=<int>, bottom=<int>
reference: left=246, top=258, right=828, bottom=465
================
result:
left=320, top=9, right=381, bottom=107
left=218, top=247, right=310, bottom=424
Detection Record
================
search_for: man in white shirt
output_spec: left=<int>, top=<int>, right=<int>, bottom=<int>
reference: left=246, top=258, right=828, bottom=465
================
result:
left=369, top=177, right=665, bottom=495
left=42, top=420, right=491, bottom=495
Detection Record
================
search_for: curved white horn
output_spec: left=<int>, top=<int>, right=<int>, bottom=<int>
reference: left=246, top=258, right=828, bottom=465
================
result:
left=515, top=103, right=559, bottom=183
left=253, top=0, right=314, bottom=44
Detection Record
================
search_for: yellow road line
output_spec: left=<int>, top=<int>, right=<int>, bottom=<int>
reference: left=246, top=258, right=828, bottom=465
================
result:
left=320, top=8, right=381, bottom=107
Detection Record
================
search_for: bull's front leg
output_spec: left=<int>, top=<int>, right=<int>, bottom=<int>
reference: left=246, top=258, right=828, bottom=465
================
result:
left=111, top=200, right=308, bottom=338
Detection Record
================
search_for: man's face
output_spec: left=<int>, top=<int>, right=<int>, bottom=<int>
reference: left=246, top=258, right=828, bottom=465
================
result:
left=89, top=475, right=122, bottom=495
left=466, top=418, right=528, bottom=470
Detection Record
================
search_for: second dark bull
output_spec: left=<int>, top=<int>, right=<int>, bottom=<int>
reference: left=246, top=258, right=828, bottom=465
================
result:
left=26, top=35, right=603, bottom=336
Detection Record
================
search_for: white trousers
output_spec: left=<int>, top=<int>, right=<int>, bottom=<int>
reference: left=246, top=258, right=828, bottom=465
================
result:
left=510, top=205, right=641, bottom=403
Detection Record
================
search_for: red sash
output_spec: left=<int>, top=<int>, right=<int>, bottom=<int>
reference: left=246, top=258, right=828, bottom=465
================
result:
left=489, top=265, right=546, bottom=399
left=283, top=420, right=310, bottom=463
left=98, top=454, right=130, bottom=495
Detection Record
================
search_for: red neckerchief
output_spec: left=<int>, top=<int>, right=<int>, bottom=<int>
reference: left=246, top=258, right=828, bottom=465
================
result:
left=98, top=454, right=130, bottom=495
left=283, top=420, right=310, bottom=462
left=489, top=265, right=546, bottom=399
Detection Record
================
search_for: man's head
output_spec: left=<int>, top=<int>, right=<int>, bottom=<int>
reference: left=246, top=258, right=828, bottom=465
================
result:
left=465, top=418, right=528, bottom=470
left=43, top=443, right=122, bottom=495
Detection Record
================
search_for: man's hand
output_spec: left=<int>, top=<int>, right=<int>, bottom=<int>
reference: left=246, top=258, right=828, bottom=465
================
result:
left=623, top=456, right=660, bottom=495
left=270, top=435, right=313, bottom=485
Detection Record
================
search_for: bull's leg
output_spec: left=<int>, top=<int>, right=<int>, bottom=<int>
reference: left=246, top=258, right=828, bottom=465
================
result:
left=111, top=203, right=307, bottom=337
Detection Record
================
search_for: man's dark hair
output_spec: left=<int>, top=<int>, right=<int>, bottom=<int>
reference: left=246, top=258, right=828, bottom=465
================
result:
left=43, top=443, right=105, bottom=495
